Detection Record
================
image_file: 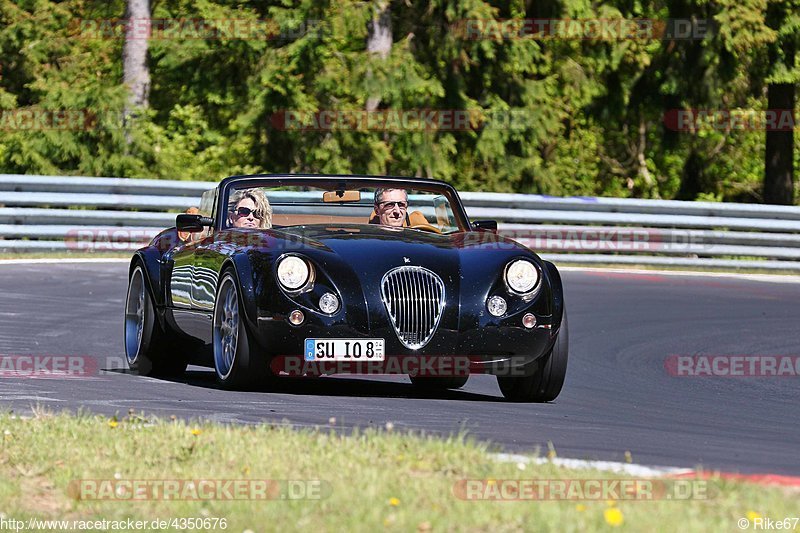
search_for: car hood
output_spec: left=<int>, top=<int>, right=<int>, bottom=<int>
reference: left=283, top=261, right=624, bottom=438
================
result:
left=263, top=223, right=543, bottom=300
left=270, top=223, right=536, bottom=259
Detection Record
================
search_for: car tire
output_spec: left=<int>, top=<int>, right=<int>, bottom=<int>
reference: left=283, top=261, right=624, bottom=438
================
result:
left=497, top=310, right=569, bottom=402
left=409, top=375, right=469, bottom=390
left=213, top=268, right=269, bottom=389
left=124, top=264, right=189, bottom=377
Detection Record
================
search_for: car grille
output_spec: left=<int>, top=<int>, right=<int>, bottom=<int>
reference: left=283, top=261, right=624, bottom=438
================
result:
left=380, top=266, right=445, bottom=349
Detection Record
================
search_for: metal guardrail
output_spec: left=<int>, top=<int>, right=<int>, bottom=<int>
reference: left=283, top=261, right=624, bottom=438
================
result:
left=459, top=192, right=800, bottom=220
left=0, top=174, right=799, bottom=271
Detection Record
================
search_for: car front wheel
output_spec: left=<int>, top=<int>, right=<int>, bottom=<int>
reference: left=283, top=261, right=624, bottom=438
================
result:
left=213, top=269, right=269, bottom=389
left=497, top=310, right=569, bottom=402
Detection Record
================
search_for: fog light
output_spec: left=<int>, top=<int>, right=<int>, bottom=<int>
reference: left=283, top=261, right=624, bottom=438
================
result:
left=522, top=313, right=537, bottom=329
left=487, top=296, right=507, bottom=317
left=319, top=292, right=339, bottom=314
left=289, top=309, right=305, bottom=325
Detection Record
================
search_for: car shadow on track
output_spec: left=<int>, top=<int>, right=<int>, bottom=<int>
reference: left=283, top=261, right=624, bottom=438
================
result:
left=104, top=367, right=505, bottom=402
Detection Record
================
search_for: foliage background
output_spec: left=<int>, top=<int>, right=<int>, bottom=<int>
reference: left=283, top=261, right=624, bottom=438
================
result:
left=0, top=0, right=798, bottom=202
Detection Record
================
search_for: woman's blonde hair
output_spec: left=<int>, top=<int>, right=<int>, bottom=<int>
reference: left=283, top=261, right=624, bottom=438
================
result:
left=228, top=188, right=273, bottom=229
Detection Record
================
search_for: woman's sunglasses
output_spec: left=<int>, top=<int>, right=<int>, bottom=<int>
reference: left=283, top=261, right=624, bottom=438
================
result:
left=233, top=206, right=263, bottom=219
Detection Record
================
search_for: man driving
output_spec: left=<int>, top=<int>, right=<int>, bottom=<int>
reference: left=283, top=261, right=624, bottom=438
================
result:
left=373, top=188, right=408, bottom=227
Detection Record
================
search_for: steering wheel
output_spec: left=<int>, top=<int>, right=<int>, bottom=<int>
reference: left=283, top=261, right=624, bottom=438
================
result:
left=410, top=223, right=442, bottom=234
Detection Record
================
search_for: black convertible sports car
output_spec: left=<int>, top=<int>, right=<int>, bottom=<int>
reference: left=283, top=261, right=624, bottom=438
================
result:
left=124, top=175, right=568, bottom=402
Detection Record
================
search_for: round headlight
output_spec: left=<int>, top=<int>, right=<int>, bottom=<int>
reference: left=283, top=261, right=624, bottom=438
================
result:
left=319, top=292, right=339, bottom=314
left=277, top=256, right=310, bottom=290
left=487, top=295, right=507, bottom=317
left=506, top=260, right=539, bottom=294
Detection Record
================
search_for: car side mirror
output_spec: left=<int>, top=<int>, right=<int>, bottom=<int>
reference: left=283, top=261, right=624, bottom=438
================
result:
left=472, top=220, right=498, bottom=233
left=176, top=214, right=213, bottom=232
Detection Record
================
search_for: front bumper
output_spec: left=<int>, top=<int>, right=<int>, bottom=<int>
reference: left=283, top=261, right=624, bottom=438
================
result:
left=254, top=314, right=556, bottom=377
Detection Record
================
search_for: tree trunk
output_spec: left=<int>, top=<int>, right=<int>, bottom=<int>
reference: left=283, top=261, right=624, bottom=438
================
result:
left=123, top=0, right=151, bottom=115
left=763, top=2, right=796, bottom=205
left=366, top=1, right=392, bottom=112
left=763, top=82, right=795, bottom=205
left=676, top=149, right=704, bottom=201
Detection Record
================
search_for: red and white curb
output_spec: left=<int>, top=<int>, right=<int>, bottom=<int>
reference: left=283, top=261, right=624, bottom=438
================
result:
left=491, top=453, right=800, bottom=487
left=492, top=453, right=693, bottom=477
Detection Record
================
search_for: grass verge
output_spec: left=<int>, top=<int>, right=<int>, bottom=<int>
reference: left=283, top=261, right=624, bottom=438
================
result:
left=0, top=411, right=796, bottom=532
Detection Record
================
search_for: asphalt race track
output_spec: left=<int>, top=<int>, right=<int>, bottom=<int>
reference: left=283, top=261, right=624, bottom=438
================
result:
left=1, top=262, right=798, bottom=475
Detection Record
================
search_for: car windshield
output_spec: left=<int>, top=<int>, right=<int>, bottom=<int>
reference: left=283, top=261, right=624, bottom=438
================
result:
left=223, top=180, right=466, bottom=233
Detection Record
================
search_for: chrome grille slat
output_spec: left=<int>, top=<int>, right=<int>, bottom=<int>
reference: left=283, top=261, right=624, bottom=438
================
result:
left=406, top=270, right=412, bottom=344
left=421, top=271, right=429, bottom=340
left=430, top=276, right=437, bottom=331
left=380, top=266, right=445, bottom=350
left=399, top=271, right=407, bottom=336
left=390, top=274, right=399, bottom=331
left=413, top=270, right=420, bottom=344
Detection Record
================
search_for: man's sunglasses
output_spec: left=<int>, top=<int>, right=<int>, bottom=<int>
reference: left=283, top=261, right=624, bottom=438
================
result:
left=379, top=201, right=408, bottom=210
left=232, top=206, right=263, bottom=219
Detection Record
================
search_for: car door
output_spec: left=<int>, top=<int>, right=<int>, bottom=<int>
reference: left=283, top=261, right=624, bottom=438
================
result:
left=190, top=188, right=221, bottom=321
left=168, top=188, right=219, bottom=344
left=168, top=244, right=195, bottom=310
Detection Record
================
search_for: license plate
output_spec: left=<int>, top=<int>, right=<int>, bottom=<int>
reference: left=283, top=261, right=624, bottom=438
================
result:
left=304, top=338, right=385, bottom=361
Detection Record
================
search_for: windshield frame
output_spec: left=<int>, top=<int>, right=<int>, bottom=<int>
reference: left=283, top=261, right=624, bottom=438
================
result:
left=216, top=175, right=471, bottom=233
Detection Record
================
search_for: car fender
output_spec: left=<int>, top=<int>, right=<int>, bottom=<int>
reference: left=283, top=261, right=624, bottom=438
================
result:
left=222, top=254, right=260, bottom=337
left=543, top=260, right=565, bottom=332
left=129, top=228, right=185, bottom=324
left=129, top=248, right=167, bottom=330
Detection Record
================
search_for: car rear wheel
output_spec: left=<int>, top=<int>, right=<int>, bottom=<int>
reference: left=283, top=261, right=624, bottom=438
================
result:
left=124, top=265, right=188, bottom=376
left=409, top=375, right=469, bottom=390
left=213, top=269, right=269, bottom=389
left=497, top=310, right=569, bottom=402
